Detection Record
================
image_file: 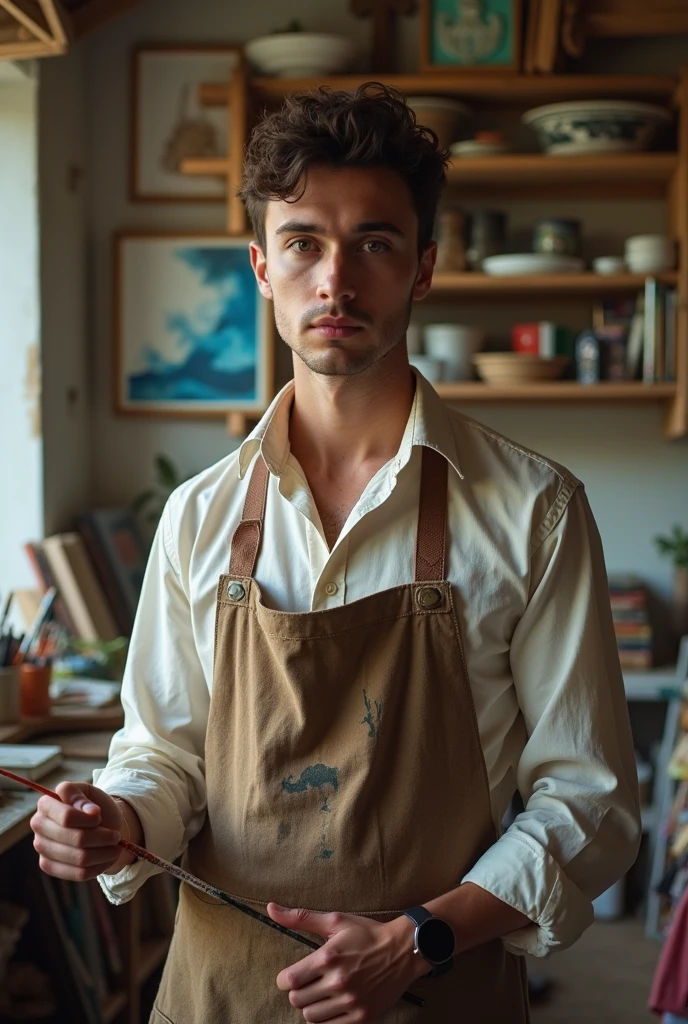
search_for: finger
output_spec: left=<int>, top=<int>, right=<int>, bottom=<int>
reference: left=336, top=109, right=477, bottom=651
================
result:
left=33, top=834, right=121, bottom=871
left=269, top=904, right=344, bottom=939
left=37, top=793, right=102, bottom=830
left=298, top=997, right=351, bottom=1022
left=289, top=973, right=349, bottom=1010
left=56, top=781, right=104, bottom=820
left=37, top=853, right=115, bottom=883
left=277, top=945, right=331, bottom=992
left=30, top=812, right=120, bottom=848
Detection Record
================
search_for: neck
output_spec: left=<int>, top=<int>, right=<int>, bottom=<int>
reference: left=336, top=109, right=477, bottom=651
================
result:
left=289, top=343, right=415, bottom=475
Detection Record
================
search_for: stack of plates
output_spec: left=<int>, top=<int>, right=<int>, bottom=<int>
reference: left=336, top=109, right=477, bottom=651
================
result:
left=482, top=254, right=585, bottom=276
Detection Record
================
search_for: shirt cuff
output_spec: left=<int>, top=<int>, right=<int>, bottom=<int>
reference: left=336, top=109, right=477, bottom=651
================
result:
left=92, top=766, right=185, bottom=905
left=461, top=830, right=594, bottom=958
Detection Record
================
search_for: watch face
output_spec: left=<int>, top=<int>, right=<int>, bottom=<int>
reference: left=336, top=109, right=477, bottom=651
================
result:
left=417, top=917, right=455, bottom=964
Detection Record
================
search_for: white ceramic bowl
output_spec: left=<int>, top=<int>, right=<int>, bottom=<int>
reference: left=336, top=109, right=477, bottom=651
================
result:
left=406, top=96, right=471, bottom=149
left=244, top=33, right=357, bottom=77
left=424, top=324, right=485, bottom=380
left=482, top=253, right=585, bottom=276
left=626, top=252, right=675, bottom=273
left=522, top=100, right=672, bottom=155
left=592, top=256, right=627, bottom=275
left=625, top=234, right=673, bottom=251
left=409, top=354, right=443, bottom=383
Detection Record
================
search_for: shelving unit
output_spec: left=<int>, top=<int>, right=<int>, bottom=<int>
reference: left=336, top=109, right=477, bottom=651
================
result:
left=183, top=66, right=688, bottom=439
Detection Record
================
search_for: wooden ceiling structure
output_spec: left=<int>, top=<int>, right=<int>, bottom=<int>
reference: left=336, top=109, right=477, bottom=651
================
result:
left=0, top=0, right=142, bottom=59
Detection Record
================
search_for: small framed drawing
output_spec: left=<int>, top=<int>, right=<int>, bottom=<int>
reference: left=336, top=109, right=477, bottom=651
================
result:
left=420, top=0, right=522, bottom=73
left=130, top=44, right=240, bottom=202
left=113, top=233, right=273, bottom=418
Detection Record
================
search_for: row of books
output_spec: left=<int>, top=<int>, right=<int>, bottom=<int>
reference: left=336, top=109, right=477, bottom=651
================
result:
left=38, top=872, right=177, bottom=1022
left=609, top=574, right=653, bottom=669
left=592, top=279, right=678, bottom=384
left=24, top=509, right=148, bottom=641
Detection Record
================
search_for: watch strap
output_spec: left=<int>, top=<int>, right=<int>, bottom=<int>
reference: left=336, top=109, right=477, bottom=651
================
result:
left=403, top=905, right=433, bottom=928
left=403, top=905, right=455, bottom=978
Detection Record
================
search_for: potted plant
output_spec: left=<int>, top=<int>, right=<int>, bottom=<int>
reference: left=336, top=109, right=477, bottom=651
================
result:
left=654, top=524, right=688, bottom=639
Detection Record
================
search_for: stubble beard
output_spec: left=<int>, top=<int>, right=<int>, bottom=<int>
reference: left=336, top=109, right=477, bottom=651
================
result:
left=273, top=298, right=413, bottom=378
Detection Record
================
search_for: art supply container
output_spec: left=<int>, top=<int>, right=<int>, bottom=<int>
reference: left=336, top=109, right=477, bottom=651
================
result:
left=0, top=666, right=21, bottom=725
left=19, top=662, right=52, bottom=717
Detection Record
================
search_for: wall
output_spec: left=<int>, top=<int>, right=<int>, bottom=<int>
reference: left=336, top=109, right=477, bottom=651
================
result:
left=80, top=1, right=688, bottom=614
left=38, top=45, right=92, bottom=535
left=0, top=70, right=43, bottom=591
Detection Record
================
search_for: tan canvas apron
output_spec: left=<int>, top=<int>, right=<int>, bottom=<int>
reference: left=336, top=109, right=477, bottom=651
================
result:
left=152, top=447, right=530, bottom=1023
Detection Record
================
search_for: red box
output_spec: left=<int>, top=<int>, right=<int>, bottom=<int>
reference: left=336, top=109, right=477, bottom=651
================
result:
left=512, top=323, right=540, bottom=355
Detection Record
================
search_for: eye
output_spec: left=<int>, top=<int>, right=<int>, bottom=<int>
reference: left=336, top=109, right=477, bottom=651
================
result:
left=288, top=239, right=315, bottom=253
left=362, top=240, right=390, bottom=254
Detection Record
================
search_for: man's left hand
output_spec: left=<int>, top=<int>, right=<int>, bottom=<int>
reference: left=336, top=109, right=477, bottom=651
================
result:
left=268, top=902, right=426, bottom=1022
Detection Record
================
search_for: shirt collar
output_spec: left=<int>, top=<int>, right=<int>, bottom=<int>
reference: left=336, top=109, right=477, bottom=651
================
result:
left=238, top=369, right=463, bottom=481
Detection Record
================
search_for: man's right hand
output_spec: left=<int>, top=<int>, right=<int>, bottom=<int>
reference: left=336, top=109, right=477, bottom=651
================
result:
left=30, top=781, right=135, bottom=881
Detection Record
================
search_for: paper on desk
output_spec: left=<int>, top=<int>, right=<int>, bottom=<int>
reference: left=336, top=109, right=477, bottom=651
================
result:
left=49, top=677, right=121, bottom=708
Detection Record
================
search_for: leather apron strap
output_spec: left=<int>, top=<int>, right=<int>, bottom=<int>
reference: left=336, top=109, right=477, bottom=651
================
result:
left=414, top=446, right=448, bottom=583
left=228, top=454, right=270, bottom=577
left=228, top=446, right=448, bottom=582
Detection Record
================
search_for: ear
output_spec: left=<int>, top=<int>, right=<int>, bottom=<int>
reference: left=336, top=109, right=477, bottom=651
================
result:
left=250, top=241, right=273, bottom=301
left=412, top=241, right=437, bottom=303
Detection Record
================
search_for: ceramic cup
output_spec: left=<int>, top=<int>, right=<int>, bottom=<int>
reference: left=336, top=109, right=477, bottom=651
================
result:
left=0, top=666, right=21, bottom=725
left=19, top=661, right=52, bottom=717
left=424, top=324, right=485, bottom=380
left=409, top=354, right=443, bottom=383
left=592, top=256, right=627, bottom=275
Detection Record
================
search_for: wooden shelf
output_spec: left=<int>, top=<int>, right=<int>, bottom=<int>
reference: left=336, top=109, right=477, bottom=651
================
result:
left=200, top=73, right=677, bottom=107
left=435, top=381, right=677, bottom=402
left=136, top=936, right=170, bottom=985
left=445, top=153, right=678, bottom=199
left=430, top=271, right=677, bottom=298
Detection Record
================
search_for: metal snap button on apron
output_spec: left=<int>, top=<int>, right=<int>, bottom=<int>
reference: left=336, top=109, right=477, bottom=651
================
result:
left=416, top=586, right=442, bottom=609
left=227, top=581, right=246, bottom=602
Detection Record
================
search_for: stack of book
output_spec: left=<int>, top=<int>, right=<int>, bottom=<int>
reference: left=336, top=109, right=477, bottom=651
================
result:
left=609, top=575, right=653, bottom=669
left=589, top=279, right=678, bottom=383
left=24, top=509, right=148, bottom=641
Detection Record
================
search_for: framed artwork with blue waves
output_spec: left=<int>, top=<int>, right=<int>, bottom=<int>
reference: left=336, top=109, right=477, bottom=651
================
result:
left=114, top=233, right=272, bottom=417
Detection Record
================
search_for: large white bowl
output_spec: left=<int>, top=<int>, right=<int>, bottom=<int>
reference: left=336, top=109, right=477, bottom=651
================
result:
left=424, top=324, right=485, bottom=380
left=482, top=253, right=585, bottom=276
left=244, top=33, right=357, bottom=78
left=522, top=100, right=672, bottom=155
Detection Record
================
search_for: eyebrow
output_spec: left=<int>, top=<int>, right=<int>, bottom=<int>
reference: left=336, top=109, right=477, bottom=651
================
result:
left=274, top=219, right=405, bottom=238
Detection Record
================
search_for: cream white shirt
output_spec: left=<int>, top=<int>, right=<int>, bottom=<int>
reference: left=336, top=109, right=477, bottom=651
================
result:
left=95, top=371, right=641, bottom=958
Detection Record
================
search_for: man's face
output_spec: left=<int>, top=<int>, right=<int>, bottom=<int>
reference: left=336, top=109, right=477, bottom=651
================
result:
left=250, top=165, right=435, bottom=377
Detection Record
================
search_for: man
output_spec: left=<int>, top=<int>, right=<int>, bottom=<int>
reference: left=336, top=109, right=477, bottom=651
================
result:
left=30, top=84, right=640, bottom=1022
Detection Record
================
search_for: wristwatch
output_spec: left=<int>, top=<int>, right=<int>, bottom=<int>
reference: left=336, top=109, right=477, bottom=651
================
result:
left=403, top=905, right=456, bottom=978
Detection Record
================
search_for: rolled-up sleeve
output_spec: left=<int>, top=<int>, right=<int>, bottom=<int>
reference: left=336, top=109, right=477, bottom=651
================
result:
left=462, top=484, right=641, bottom=956
left=93, top=499, right=210, bottom=904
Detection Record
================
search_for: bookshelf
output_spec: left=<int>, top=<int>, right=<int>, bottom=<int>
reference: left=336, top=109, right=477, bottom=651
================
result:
left=182, top=65, right=688, bottom=440
left=0, top=746, right=173, bottom=1024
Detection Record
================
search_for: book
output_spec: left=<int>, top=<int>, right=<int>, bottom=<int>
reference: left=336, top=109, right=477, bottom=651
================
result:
left=42, top=533, right=119, bottom=642
left=0, top=745, right=62, bottom=784
left=625, top=294, right=645, bottom=380
left=24, top=541, right=78, bottom=635
left=643, top=277, right=658, bottom=383
left=665, top=288, right=677, bottom=381
left=13, top=588, right=42, bottom=629
left=76, top=509, right=148, bottom=632
left=76, top=517, right=132, bottom=636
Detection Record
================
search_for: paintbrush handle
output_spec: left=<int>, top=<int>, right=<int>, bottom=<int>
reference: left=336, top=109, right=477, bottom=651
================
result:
left=1, top=768, right=424, bottom=1008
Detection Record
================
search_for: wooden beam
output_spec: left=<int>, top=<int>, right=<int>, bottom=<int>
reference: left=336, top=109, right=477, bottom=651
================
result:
left=70, top=0, right=142, bottom=39
left=0, top=0, right=54, bottom=46
left=39, top=0, right=68, bottom=47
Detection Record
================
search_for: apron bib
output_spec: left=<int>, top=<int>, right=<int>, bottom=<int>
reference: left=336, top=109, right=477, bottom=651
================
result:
left=152, top=447, right=529, bottom=1022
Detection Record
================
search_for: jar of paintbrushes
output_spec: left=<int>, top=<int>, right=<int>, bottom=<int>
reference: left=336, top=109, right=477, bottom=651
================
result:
left=0, top=593, right=21, bottom=725
left=6, top=588, right=63, bottom=719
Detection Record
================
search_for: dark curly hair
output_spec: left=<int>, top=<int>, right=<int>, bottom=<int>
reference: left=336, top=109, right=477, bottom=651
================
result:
left=238, top=82, right=450, bottom=257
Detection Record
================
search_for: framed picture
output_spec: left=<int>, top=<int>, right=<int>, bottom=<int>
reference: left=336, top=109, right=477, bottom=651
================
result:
left=420, top=0, right=522, bottom=73
left=113, top=233, right=273, bottom=418
left=130, top=44, right=241, bottom=202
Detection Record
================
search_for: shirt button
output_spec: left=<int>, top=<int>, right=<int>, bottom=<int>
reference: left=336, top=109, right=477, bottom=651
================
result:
left=325, top=582, right=339, bottom=596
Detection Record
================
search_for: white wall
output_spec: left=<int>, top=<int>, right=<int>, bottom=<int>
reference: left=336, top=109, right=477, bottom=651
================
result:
left=79, top=1, right=687, bottom=614
left=38, top=46, right=92, bottom=535
left=0, top=73, right=43, bottom=591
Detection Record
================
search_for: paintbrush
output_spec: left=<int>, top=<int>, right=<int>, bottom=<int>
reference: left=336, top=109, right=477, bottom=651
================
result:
left=0, top=767, right=424, bottom=1008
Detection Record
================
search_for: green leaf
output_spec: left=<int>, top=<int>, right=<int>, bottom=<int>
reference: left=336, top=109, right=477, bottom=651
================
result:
left=155, top=454, right=179, bottom=490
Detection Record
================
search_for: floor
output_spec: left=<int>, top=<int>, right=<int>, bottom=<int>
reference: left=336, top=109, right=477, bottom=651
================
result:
left=529, top=920, right=660, bottom=1023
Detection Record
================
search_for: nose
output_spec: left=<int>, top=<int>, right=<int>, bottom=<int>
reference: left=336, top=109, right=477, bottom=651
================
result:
left=316, top=250, right=356, bottom=305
